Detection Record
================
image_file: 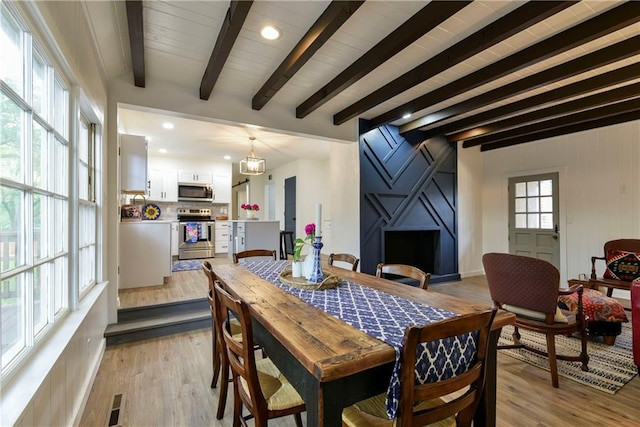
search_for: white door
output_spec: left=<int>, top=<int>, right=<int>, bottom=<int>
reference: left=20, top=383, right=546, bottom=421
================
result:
left=508, top=173, right=560, bottom=268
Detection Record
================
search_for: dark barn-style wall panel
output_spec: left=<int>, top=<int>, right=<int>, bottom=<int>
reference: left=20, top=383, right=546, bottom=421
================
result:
left=359, top=123, right=459, bottom=283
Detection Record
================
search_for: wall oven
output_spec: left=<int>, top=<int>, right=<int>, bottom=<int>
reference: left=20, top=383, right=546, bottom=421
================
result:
left=177, top=208, right=214, bottom=260
left=178, top=182, right=213, bottom=202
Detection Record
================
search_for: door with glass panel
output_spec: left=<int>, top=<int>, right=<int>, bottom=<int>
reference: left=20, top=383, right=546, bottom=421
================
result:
left=508, top=173, right=559, bottom=268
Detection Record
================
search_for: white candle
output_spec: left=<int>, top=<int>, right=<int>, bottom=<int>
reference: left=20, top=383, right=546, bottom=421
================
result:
left=315, top=203, right=322, bottom=236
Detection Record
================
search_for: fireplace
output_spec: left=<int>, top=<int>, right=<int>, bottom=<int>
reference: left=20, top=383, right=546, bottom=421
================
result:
left=384, top=230, right=439, bottom=275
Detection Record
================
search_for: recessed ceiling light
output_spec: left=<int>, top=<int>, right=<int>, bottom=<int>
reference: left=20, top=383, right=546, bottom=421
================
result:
left=260, top=25, right=281, bottom=40
left=162, top=122, right=174, bottom=129
left=402, top=113, right=412, bottom=119
left=224, top=155, right=231, bottom=160
left=159, top=148, right=168, bottom=154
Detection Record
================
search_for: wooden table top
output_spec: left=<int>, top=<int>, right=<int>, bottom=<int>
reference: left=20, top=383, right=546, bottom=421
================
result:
left=213, top=263, right=514, bottom=383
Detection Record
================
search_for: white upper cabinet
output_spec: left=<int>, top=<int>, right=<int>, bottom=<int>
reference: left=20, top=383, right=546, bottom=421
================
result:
left=120, top=134, right=147, bottom=194
left=148, top=169, right=178, bottom=202
left=212, top=170, right=231, bottom=204
left=179, top=170, right=212, bottom=184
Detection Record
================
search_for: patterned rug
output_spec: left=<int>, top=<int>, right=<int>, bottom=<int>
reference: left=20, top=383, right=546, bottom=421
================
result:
left=172, top=260, right=204, bottom=272
left=499, top=321, right=636, bottom=394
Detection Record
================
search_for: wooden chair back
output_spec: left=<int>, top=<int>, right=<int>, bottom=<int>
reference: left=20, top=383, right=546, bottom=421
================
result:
left=328, top=253, right=359, bottom=271
left=202, top=261, right=215, bottom=292
left=233, top=249, right=277, bottom=264
left=376, top=263, right=430, bottom=290
left=396, top=309, right=496, bottom=426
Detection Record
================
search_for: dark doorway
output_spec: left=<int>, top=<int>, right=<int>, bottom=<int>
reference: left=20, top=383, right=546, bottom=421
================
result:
left=284, top=177, right=296, bottom=254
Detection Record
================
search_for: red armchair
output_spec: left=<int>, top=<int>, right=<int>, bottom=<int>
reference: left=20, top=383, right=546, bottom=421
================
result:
left=632, top=283, right=640, bottom=371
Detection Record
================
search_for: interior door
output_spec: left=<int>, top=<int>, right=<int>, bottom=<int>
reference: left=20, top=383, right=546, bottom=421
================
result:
left=508, top=173, right=560, bottom=268
left=284, top=177, right=296, bottom=254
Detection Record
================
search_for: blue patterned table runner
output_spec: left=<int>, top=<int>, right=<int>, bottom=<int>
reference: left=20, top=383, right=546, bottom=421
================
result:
left=242, top=260, right=478, bottom=419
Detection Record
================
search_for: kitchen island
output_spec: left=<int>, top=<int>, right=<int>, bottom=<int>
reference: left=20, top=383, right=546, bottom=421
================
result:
left=228, top=220, right=280, bottom=260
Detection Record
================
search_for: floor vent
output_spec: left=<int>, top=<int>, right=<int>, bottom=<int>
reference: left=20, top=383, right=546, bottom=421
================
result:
left=108, top=393, right=123, bottom=426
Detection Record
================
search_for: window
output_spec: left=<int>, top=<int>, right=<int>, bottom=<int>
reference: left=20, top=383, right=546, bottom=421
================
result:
left=0, top=3, right=100, bottom=380
left=514, top=179, right=554, bottom=230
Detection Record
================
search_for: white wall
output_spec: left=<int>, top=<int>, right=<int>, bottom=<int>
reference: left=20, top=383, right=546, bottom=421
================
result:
left=478, top=121, right=640, bottom=297
left=2, top=2, right=110, bottom=426
left=457, top=143, right=484, bottom=277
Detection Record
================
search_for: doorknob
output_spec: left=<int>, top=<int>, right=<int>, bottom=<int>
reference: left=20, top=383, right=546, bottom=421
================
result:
left=553, top=224, right=559, bottom=239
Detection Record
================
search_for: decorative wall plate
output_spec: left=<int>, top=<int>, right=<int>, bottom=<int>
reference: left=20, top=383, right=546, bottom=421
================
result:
left=142, top=203, right=161, bottom=220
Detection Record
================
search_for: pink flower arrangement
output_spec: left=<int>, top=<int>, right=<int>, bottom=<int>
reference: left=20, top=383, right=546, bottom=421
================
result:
left=241, top=203, right=260, bottom=211
left=293, top=223, right=316, bottom=261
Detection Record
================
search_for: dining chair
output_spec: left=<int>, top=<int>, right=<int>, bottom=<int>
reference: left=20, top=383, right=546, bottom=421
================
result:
left=375, top=263, right=430, bottom=290
left=233, top=249, right=277, bottom=264
left=214, top=281, right=306, bottom=427
left=342, top=308, right=497, bottom=427
left=482, top=252, right=589, bottom=388
left=203, top=262, right=242, bottom=419
left=328, top=253, right=360, bottom=271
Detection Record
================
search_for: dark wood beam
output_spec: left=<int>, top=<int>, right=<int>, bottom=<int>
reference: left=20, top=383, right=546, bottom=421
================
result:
left=371, top=1, right=640, bottom=129
left=445, top=62, right=640, bottom=142
left=332, top=1, right=575, bottom=125
left=478, top=98, right=640, bottom=151
left=126, top=0, right=145, bottom=88
left=252, top=1, right=364, bottom=111
left=200, top=1, right=253, bottom=100
left=460, top=82, right=640, bottom=147
left=295, top=1, right=471, bottom=119
left=400, top=33, right=640, bottom=134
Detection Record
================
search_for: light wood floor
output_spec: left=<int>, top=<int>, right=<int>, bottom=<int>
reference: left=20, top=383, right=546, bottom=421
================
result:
left=84, top=274, right=640, bottom=426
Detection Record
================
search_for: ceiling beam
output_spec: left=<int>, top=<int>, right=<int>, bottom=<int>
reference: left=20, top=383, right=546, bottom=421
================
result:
left=125, top=0, right=145, bottom=88
left=445, top=62, right=640, bottom=142
left=295, top=1, right=471, bottom=119
left=332, top=1, right=575, bottom=125
left=200, top=1, right=253, bottom=101
left=252, top=1, right=365, bottom=111
left=371, top=1, right=640, bottom=129
left=460, top=82, right=640, bottom=148
left=480, top=99, right=640, bottom=151
left=399, top=33, right=640, bottom=135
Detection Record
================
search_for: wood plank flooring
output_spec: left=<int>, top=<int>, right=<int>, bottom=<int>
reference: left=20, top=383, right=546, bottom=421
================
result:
left=84, top=272, right=640, bottom=426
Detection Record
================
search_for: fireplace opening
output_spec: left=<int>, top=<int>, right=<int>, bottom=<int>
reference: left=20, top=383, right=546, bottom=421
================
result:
left=384, top=230, right=439, bottom=276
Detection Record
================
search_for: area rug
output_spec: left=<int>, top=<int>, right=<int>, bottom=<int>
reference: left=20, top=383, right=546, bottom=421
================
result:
left=498, top=322, right=636, bottom=394
left=171, top=260, right=203, bottom=272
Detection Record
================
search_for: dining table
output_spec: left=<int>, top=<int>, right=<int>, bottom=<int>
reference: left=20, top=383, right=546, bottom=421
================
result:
left=212, top=260, right=515, bottom=427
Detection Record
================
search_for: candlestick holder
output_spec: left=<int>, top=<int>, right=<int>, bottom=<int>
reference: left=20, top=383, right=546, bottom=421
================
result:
left=307, top=235, right=324, bottom=283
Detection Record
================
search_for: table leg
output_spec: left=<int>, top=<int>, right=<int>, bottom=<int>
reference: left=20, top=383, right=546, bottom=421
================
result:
left=475, top=327, right=502, bottom=427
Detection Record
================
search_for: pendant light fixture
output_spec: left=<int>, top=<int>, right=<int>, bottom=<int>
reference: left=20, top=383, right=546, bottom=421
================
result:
left=240, top=137, right=266, bottom=175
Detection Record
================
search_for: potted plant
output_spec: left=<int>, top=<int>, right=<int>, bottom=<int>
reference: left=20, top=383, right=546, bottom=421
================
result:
left=241, top=203, right=259, bottom=219
left=292, top=223, right=315, bottom=278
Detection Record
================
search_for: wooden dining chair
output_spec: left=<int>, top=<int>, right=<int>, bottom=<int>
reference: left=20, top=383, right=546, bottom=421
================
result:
left=483, top=252, right=589, bottom=388
left=328, top=253, right=360, bottom=271
left=233, top=249, right=277, bottom=264
left=214, top=281, right=306, bottom=427
left=342, top=308, right=497, bottom=427
left=376, top=263, right=430, bottom=290
left=203, top=262, right=243, bottom=419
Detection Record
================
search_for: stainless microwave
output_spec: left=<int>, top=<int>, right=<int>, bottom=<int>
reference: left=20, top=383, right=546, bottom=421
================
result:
left=178, top=182, right=213, bottom=202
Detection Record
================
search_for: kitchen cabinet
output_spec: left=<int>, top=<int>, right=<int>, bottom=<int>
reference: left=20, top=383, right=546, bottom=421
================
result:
left=212, top=172, right=231, bottom=203
left=120, top=134, right=147, bottom=194
left=228, top=220, right=280, bottom=260
left=171, top=221, right=179, bottom=256
left=179, top=170, right=212, bottom=184
left=215, top=221, right=229, bottom=254
left=148, top=168, right=178, bottom=202
left=120, top=222, right=171, bottom=288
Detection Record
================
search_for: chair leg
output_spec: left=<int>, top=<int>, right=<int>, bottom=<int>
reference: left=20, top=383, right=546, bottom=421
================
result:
left=512, top=326, right=521, bottom=345
left=546, top=332, right=559, bottom=388
left=211, top=327, right=220, bottom=388
left=580, top=321, right=590, bottom=372
left=294, top=413, right=303, bottom=427
left=217, top=362, right=230, bottom=419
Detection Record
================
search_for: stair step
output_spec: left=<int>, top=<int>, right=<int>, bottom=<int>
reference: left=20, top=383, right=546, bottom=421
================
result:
left=105, top=309, right=210, bottom=346
left=117, top=298, right=208, bottom=322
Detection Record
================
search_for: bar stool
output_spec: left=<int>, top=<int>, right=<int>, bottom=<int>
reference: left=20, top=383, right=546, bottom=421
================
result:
left=280, top=230, right=294, bottom=260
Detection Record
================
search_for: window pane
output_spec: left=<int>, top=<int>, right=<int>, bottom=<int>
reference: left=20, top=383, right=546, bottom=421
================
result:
left=527, top=197, right=539, bottom=213
left=515, top=214, right=526, bottom=228
left=0, top=9, right=23, bottom=95
left=32, top=120, right=48, bottom=189
left=1, top=273, right=25, bottom=370
left=540, top=213, right=554, bottom=229
left=515, top=198, right=526, bottom=213
left=540, top=196, right=553, bottom=212
left=33, top=264, right=48, bottom=334
left=527, top=214, right=539, bottom=228
left=540, top=179, right=553, bottom=196
left=32, top=54, right=46, bottom=117
left=54, top=198, right=67, bottom=253
left=54, top=257, right=66, bottom=314
left=527, top=181, right=539, bottom=197
left=1, top=93, right=24, bottom=182
left=33, top=193, right=48, bottom=260
left=53, top=79, right=68, bottom=138
left=54, top=137, right=68, bottom=195
left=0, top=186, right=24, bottom=273
left=515, top=182, right=526, bottom=197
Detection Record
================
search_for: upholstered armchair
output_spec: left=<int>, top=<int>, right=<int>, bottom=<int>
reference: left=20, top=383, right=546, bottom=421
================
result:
left=632, top=283, right=640, bottom=372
